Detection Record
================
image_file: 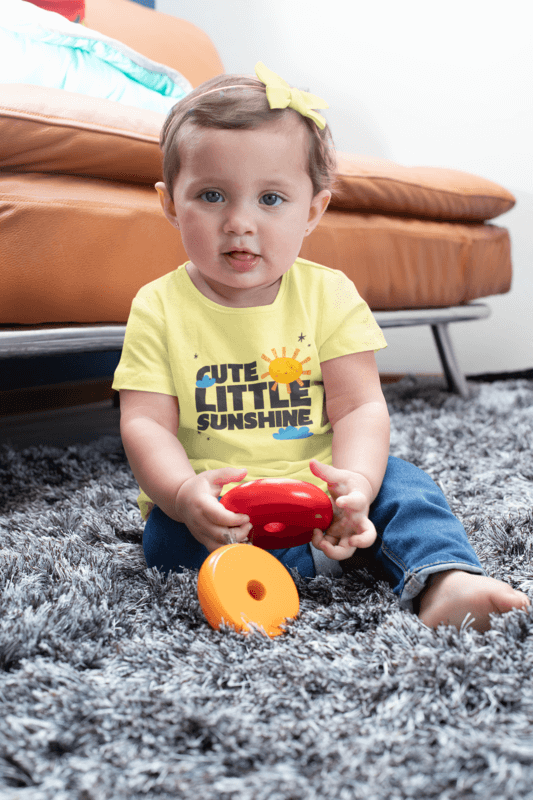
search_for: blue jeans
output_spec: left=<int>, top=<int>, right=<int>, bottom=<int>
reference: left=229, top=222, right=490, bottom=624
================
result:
left=143, top=456, right=484, bottom=611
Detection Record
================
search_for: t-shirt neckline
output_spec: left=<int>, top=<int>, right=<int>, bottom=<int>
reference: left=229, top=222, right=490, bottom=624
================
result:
left=179, top=262, right=288, bottom=313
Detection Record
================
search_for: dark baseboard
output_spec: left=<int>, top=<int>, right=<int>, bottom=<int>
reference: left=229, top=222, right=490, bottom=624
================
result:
left=1, top=369, right=531, bottom=419
left=466, top=368, right=533, bottom=383
left=0, top=379, right=115, bottom=417
left=2, top=376, right=408, bottom=417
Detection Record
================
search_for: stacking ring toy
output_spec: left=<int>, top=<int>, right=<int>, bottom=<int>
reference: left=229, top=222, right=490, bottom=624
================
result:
left=197, top=543, right=300, bottom=637
left=220, top=478, right=333, bottom=549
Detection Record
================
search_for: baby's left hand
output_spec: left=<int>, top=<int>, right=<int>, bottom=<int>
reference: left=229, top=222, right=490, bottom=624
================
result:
left=309, top=460, right=377, bottom=560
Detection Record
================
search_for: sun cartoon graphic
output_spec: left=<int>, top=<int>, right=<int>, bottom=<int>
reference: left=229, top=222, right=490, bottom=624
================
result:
left=261, top=347, right=311, bottom=394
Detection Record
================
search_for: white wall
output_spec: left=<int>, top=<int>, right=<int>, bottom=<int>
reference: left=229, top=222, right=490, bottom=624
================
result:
left=157, top=0, right=533, bottom=375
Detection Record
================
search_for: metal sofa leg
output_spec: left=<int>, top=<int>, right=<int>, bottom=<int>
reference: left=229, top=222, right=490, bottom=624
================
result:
left=431, top=323, right=470, bottom=398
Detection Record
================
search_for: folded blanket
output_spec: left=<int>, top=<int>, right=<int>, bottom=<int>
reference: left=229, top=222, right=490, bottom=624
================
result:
left=0, top=0, right=191, bottom=113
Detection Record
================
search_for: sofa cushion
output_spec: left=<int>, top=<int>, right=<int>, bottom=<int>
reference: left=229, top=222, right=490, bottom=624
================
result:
left=0, top=172, right=185, bottom=324
left=0, top=84, right=515, bottom=222
left=0, top=172, right=512, bottom=324
left=331, top=152, right=515, bottom=222
left=0, top=84, right=163, bottom=184
left=299, top=210, right=512, bottom=310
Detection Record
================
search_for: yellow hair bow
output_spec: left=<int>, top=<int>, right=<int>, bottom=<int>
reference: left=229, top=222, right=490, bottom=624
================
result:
left=255, top=62, right=328, bottom=130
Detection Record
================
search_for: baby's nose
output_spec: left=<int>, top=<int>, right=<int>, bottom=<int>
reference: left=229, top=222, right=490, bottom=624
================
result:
left=223, top=203, right=256, bottom=235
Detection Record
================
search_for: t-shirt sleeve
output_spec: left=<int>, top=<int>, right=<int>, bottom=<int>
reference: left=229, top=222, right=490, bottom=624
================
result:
left=318, top=271, right=387, bottom=362
left=112, top=292, right=176, bottom=396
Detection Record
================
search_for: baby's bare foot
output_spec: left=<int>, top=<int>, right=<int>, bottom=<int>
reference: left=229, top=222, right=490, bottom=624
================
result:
left=418, top=570, right=530, bottom=632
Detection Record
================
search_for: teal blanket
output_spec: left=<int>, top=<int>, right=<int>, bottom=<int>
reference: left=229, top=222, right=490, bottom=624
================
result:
left=1, top=0, right=191, bottom=113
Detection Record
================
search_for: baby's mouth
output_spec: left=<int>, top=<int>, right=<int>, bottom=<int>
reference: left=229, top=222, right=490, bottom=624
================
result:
left=226, top=250, right=256, bottom=261
left=224, top=250, right=260, bottom=272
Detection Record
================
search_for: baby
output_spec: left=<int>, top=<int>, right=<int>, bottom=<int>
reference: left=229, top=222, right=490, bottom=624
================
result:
left=113, top=62, right=529, bottom=632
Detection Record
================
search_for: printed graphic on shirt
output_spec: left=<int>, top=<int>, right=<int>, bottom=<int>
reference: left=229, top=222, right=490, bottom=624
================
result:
left=194, top=342, right=315, bottom=439
left=261, top=347, right=311, bottom=394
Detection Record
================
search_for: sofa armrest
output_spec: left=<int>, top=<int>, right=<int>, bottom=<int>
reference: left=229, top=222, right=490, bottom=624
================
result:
left=84, top=0, right=224, bottom=87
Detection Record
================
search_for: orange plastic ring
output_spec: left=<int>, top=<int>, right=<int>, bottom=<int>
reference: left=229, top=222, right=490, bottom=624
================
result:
left=197, top=544, right=299, bottom=638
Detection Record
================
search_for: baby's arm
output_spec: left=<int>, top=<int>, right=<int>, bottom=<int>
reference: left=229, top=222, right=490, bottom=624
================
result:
left=311, top=350, right=390, bottom=560
left=119, top=390, right=251, bottom=552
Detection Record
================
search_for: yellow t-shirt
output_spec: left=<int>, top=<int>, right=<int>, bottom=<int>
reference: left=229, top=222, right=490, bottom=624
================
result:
left=113, top=258, right=387, bottom=518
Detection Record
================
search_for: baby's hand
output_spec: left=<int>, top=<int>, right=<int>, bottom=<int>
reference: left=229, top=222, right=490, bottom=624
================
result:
left=175, top=468, right=252, bottom=553
left=309, top=460, right=377, bottom=560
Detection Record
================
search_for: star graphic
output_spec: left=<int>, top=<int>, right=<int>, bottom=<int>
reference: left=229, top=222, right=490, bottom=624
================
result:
left=298, top=333, right=306, bottom=342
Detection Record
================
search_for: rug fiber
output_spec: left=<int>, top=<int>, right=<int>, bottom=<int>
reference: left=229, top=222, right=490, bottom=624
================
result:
left=1, top=377, right=533, bottom=799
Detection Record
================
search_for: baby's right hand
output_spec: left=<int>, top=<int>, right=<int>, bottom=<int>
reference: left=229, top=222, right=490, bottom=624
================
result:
left=174, top=468, right=252, bottom=552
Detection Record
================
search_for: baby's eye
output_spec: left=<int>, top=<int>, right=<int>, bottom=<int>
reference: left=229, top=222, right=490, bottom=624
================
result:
left=260, top=193, right=283, bottom=207
left=200, top=191, right=224, bottom=203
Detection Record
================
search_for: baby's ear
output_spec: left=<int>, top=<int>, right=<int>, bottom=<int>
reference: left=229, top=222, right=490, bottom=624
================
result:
left=305, top=189, right=331, bottom=236
left=155, top=182, right=179, bottom=228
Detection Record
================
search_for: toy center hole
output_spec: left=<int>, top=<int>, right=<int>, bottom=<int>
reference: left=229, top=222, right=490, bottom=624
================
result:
left=247, top=579, right=266, bottom=602
left=264, top=522, right=286, bottom=533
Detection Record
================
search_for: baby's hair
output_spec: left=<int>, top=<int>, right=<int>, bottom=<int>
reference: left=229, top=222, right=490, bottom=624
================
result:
left=160, top=73, right=336, bottom=196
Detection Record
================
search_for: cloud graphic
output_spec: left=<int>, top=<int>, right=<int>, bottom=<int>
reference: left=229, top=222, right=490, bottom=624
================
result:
left=196, top=375, right=216, bottom=388
left=273, top=426, right=313, bottom=440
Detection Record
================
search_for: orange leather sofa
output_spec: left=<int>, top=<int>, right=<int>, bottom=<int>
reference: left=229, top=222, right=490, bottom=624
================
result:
left=0, top=0, right=516, bottom=396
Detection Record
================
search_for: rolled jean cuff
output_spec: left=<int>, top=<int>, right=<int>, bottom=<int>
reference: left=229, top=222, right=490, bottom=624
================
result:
left=399, top=561, right=487, bottom=612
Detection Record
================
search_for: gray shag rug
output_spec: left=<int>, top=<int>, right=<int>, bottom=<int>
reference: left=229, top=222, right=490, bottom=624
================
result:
left=2, top=376, right=533, bottom=800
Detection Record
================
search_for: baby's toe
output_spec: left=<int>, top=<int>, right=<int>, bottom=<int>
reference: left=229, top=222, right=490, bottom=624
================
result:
left=493, top=587, right=530, bottom=614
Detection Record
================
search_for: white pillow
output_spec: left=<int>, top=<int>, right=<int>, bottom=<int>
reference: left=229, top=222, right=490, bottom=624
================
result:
left=0, top=0, right=192, bottom=113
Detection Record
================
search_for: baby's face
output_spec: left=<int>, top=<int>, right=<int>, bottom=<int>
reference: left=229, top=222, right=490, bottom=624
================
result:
left=157, top=117, right=330, bottom=307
